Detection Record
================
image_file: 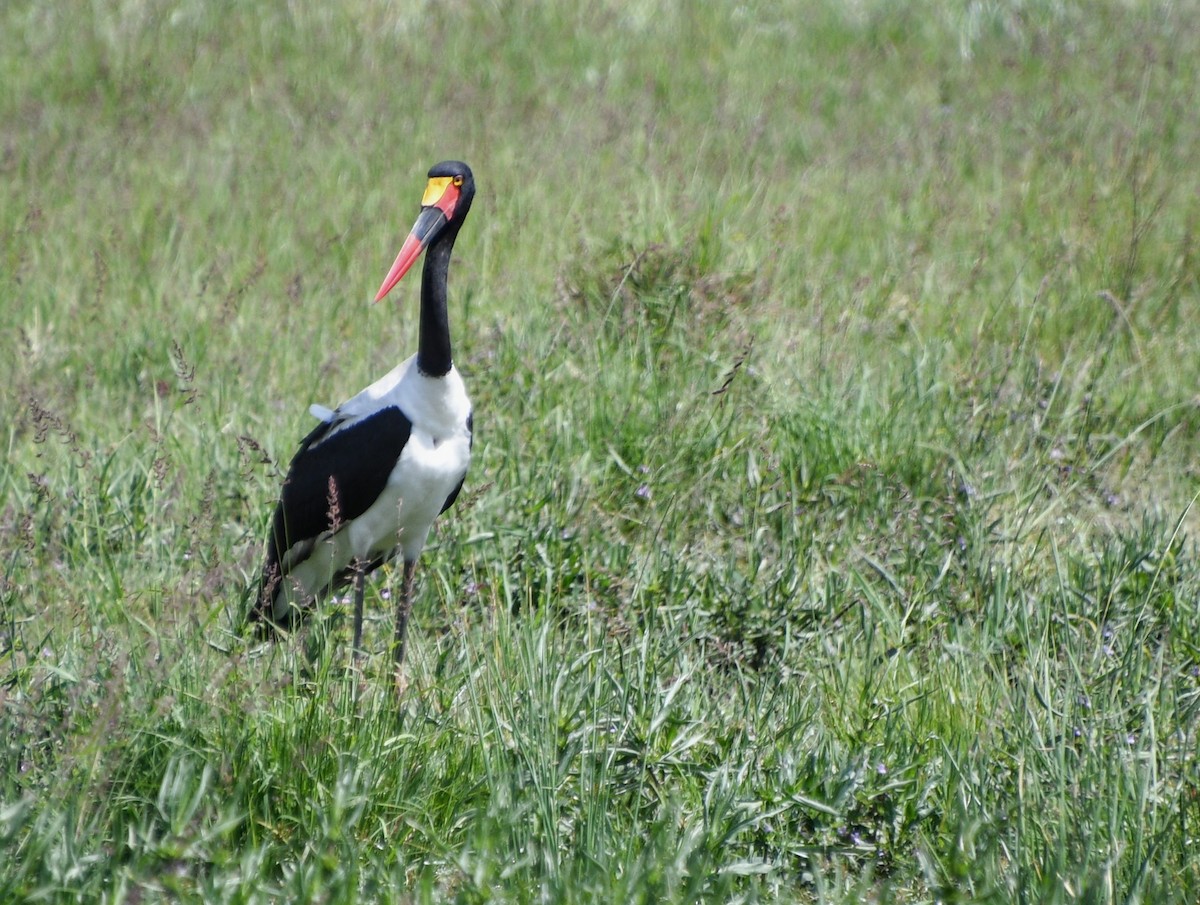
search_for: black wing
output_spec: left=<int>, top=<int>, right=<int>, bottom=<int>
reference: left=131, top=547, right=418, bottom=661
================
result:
left=254, top=406, right=412, bottom=622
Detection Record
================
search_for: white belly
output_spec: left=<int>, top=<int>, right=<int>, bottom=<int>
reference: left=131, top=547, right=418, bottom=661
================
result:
left=350, top=429, right=472, bottom=562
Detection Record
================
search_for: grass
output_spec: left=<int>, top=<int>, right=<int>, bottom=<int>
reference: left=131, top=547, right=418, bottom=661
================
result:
left=3, top=0, right=1200, bottom=900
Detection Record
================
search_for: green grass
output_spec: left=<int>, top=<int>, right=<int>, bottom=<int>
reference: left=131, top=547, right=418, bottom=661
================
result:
left=3, top=0, right=1200, bottom=900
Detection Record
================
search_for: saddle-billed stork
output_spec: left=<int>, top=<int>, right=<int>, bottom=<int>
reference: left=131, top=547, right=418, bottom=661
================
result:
left=251, top=160, right=476, bottom=667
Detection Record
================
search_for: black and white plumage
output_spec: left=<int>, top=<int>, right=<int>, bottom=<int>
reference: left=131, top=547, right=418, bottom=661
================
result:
left=252, top=160, right=476, bottom=666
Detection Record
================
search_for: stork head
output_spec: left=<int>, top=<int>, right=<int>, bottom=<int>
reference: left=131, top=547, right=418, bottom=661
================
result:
left=374, top=161, right=476, bottom=303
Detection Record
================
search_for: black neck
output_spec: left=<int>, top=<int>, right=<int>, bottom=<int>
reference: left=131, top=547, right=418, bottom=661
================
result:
left=417, top=230, right=456, bottom=377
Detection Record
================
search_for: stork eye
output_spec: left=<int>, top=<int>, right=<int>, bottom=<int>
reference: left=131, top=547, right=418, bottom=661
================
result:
left=453, top=175, right=464, bottom=186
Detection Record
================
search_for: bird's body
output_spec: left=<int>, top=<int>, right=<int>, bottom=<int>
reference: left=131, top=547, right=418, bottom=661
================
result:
left=262, top=358, right=471, bottom=614
left=253, top=161, right=477, bottom=665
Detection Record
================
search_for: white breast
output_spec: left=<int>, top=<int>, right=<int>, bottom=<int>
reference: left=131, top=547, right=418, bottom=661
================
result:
left=339, top=356, right=472, bottom=561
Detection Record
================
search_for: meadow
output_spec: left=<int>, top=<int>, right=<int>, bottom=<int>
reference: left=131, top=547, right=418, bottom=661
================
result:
left=2, top=0, right=1199, bottom=901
